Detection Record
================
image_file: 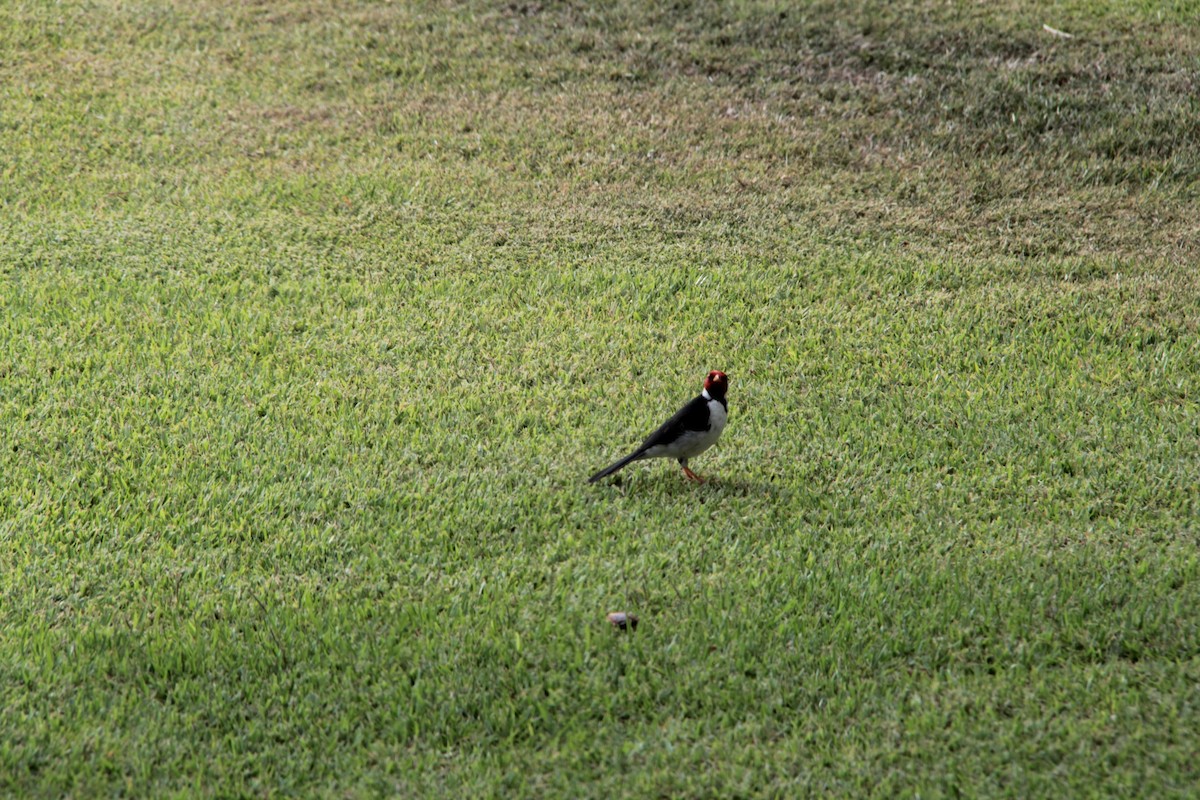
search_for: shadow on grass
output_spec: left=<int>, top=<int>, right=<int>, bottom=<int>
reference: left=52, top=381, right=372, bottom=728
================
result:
left=593, top=472, right=790, bottom=501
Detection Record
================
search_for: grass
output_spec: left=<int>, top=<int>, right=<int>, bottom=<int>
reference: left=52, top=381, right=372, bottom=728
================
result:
left=1, top=0, right=1199, bottom=796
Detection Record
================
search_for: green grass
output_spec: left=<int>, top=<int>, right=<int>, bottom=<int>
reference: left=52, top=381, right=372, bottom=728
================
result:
left=2, top=0, right=1199, bottom=796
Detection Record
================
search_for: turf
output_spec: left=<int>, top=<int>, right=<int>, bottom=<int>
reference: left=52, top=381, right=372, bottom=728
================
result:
left=1, top=0, right=1198, bottom=796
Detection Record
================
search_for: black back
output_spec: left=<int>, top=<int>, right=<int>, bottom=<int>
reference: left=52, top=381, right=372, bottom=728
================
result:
left=636, top=392, right=724, bottom=451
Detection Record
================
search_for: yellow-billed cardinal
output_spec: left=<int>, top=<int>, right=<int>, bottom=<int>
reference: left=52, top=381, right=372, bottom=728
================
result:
left=588, top=370, right=729, bottom=484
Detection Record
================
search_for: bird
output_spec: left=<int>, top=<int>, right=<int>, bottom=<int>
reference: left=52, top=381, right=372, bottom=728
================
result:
left=588, top=370, right=729, bottom=484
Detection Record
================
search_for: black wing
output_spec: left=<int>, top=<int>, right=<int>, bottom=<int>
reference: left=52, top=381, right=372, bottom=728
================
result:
left=587, top=393, right=713, bottom=483
left=635, top=393, right=711, bottom=451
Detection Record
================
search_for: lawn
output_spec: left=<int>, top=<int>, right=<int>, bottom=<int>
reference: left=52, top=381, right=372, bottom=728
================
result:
left=1, top=0, right=1198, bottom=796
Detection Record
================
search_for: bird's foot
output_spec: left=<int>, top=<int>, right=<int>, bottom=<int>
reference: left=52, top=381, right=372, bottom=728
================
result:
left=682, top=467, right=705, bottom=483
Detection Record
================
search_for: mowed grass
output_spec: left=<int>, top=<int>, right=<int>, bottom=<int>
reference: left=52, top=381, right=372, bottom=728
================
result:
left=2, top=0, right=1199, bottom=796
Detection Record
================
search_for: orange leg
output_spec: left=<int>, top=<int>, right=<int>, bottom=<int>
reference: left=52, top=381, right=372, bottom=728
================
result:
left=682, top=466, right=705, bottom=483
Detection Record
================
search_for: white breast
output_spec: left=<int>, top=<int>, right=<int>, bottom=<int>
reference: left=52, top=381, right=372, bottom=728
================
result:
left=703, top=398, right=727, bottom=441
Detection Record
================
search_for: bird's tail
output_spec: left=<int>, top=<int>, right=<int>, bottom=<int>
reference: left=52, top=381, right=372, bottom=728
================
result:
left=587, top=450, right=646, bottom=483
